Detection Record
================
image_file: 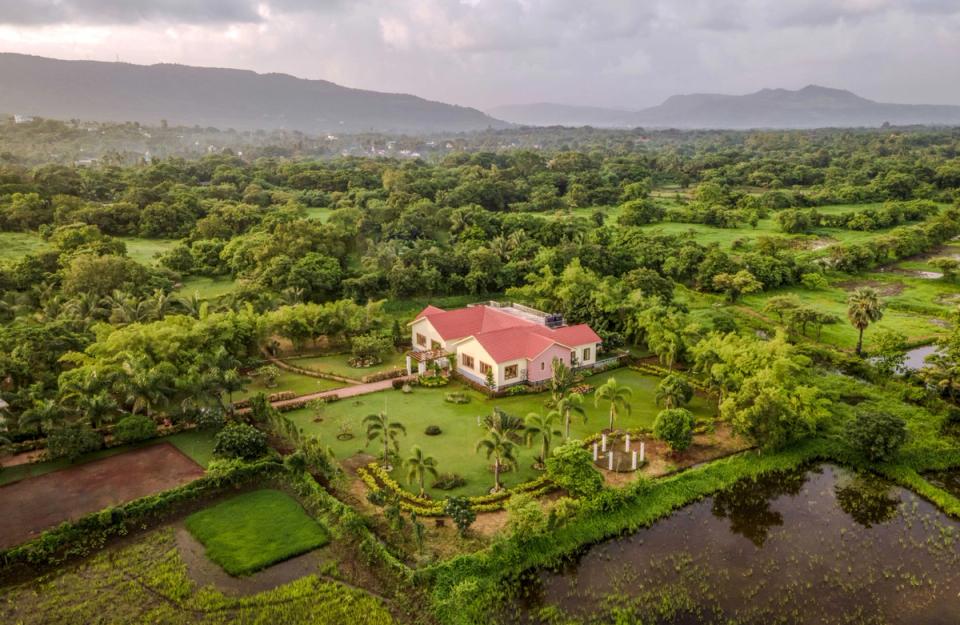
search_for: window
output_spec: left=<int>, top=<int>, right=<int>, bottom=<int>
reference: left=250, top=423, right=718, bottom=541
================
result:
left=462, top=354, right=475, bottom=369
left=583, top=348, right=591, bottom=361
left=416, top=333, right=427, bottom=347
left=479, top=361, right=491, bottom=375
left=431, top=340, right=442, bottom=350
left=504, top=364, right=518, bottom=379
left=540, top=362, right=545, bottom=371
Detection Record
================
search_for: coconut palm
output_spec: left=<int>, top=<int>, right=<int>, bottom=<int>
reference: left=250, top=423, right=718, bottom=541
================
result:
left=364, top=411, right=407, bottom=469
left=550, top=392, right=586, bottom=440
left=75, top=391, right=118, bottom=428
left=404, top=446, right=439, bottom=496
left=847, top=287, right=884, bottom=356
left=549, top=357, right=577, bottom=405
left=594, top=377, right=633, bottom=432
left=475, top=429, right=517, bottom=492
left=20, top=399, right=64, bottom=435
left=524, top=412, right=561, bottom=469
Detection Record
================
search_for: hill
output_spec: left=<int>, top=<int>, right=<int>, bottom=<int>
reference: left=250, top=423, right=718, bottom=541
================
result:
left=0, top=53, right=508, bottom=134
left=491, top=85, right=960, bottom=129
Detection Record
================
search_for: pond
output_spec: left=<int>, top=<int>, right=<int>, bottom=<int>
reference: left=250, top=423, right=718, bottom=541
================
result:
left=513, top=465, right=960, bottom=625
left=900, top=344, right=939, bottom=372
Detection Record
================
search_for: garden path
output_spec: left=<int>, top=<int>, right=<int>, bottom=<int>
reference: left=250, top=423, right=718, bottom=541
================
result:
left=268, top=376, right=415, bottom=409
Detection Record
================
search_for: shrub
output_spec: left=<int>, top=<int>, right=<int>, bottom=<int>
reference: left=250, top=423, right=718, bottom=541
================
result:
left=545, top=440, right=603, bottom=498
left=214, top=423, right=268, bottom=460
left=653, top=408, right=695, bottom=452
left=505, top=493, right=546, bottom=541
left=46, top=423, right=102, bottom=462
left=547, top=496, right=581, bottom=529
left=350, top=332, right=392, bottom=364
left=193, top=407, right=226, bottom=431
left=418, top=374, right=449, bottom=387
left=432, top=473, right=467, bottom=490
left=444, top=496, right=476, bottom=536
left=844, top=410, right=908, bottom=462
left=392, top=378, right=407, bottom=390
left=114, top=414, right=157, bottom=444
left=444, top=392, right=470, bottom=404
left=424, top=425, right=442, bottom=436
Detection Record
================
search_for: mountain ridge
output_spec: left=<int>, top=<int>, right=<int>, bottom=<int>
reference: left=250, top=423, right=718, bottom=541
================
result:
left=0, top=53, right=509, bottom=134
left=491, top=85, right=960, bottom=129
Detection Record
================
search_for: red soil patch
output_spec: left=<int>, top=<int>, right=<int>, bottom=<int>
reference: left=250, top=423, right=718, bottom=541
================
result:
left=0, top=443, right=204, bottom=549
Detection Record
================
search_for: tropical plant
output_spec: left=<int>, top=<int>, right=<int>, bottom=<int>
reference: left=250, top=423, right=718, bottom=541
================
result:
left=475, top=429, right=517, bottom=492
left=114, top=414, right=157, bottom=443
left=655, top=374, right=694, bottom=409
left=545, top=440, right=603, bottom=498
left=847, top=287, right=884, bottom=356
left=445, top=496, right=476, bottom=536
left=213, top=422, right=268, bottom=460
left=844, top=410, right=908, bottom=462
left=549, top=356, right=576, bottom=405
left=364, top=411, right=407, bottom=469
left=548, top=392, right=586, bottom=440
left=404, top=445, right=439, bottom=497
left=481, top=407, right=525, bottom=440
left=524, top=411, right=561, bottom=469
left=653, top=407, right=695, bottom=452
left=594, top=377, right=633, bottom=431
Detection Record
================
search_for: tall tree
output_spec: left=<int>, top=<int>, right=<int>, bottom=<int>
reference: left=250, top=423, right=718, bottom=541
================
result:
left=364, top=411, right=407, bottom=469
left=403, top=446, right=438, bottom=497
left=847, top=287, right=884, bottom=356
left=524, top=412, right=560, bottom=469
left=475, top=429, right=517, bottom=493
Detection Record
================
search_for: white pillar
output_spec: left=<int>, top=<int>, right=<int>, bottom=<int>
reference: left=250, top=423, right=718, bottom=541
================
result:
left=601, top=433, right=607, bottom=452
left=631, top=450, right=638, bottom=471
left=608, top=451, right=614, bottom=471
left=625, top=434, right=630, bottom=452
left=405, top=355, right=412, bottom=376
left=640, top=442, right=645, bottom=463
left=418, top=360, right=426, bottom=375
left=592, top=442, right=599, bottom=461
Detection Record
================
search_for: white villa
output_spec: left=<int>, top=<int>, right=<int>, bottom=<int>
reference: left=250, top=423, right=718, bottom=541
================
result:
left=406, top=302, right=602, bottom=391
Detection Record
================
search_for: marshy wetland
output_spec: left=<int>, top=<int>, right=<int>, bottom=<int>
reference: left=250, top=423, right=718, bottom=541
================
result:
left=515, top=465, right=960, bottom=625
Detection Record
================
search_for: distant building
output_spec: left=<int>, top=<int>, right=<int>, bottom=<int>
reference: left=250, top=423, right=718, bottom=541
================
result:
left=13, top=115, right=33, bottom=124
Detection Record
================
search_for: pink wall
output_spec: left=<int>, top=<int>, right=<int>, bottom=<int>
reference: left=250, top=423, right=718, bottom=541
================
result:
left=527, top=344, right=573, bottom=383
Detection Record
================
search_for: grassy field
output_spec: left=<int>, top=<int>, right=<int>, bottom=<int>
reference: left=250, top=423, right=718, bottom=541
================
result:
left=290, top=351, right=407, bottom=380
left=305, top=206, right=335, bottom=222
left=185, top=489, right=330, bottom=576
left=176, top=275, right=239, bottom=299
left=0, top=231, right=49, bottom=260
left=237, top=369, right=344, bottom=400
left=119, top=237, right=179, bottom=265
left=739, top=274, right=949, bottom=351
left=286, top=368, right=716, bottom=498
left=0, top=429, right=216, bottom=486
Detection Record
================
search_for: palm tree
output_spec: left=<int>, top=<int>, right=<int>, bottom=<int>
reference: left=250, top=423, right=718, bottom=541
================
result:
left=847, top=287, right=884, bottom=356
left=481, top=407, right=525, bottom=440
left=75, top=392, right=118, bottom=428
left=364, top=411, right=407, bottom=469
left=20, top=399, right=64, bottom=435
left=524, top=412, right=560, bottom=469
left=549, top=357, right=576, bottom=406
left=404, top=446, right=439, bottom=496
left=475, top=430, right=517, bottom=492
left=550, top=392, right=586, bottom=440
left=121, top=360, right=174, bottom=418
left=594, top=377, right=633, bottom=432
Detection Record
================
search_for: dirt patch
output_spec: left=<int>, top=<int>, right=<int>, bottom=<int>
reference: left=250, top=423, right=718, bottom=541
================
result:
left=793, top=236, right=836, bottom=251
left=0, top=443, right=204, bottom=549
left=340, top=452, right=377, bottom=476
left=600, top=422, right=748, bottom=487
left=835, top=279, right=906, bottom=296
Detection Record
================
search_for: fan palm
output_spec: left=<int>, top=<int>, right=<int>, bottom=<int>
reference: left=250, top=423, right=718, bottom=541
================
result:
left=594, top=377, right=633, bottom=432
left=847, top=287, right=884, bottom=356
left=364, top=411, right=407, bottom=469
left=404, top=446, right=439, bottom=496
left=475, top=429, right=517, bottom=492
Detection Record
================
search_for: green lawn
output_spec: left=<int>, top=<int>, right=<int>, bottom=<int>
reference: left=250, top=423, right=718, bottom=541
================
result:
left=0, top=231, right=49, bottom=260
left=185, top=489, right=330, bottom=576
left=290, top=351, right=407, bottom=380
left=118, top=237, right=179, bottom=265
left=304, top=206, right=334, bottom=222
left=0, top=429, right=216, bottom=486
left=286, top=368, right=715, bottom=498
left=238, top=368, right=344, bottom=401
left=177, top=275, right=239, bottom=300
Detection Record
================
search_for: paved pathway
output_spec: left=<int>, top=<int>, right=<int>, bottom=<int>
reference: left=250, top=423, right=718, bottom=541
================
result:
left=268, top=376, right=414, bottom=410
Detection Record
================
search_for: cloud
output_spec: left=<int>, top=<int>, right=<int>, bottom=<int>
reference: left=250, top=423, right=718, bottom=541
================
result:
left=0, top=0, right=957, bottom=110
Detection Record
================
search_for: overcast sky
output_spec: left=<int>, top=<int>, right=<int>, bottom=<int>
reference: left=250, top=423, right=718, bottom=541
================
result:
left=0, top=0, right=958, bottom=111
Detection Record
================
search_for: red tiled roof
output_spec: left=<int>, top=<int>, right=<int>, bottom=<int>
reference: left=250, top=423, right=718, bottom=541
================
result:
left=415, top=305, right=530, bottom=340
left=415, top=305, right=600, bottom=363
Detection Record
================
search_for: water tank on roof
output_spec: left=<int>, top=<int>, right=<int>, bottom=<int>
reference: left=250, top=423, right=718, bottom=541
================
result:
left=544, top=314, right=564, bottom=329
